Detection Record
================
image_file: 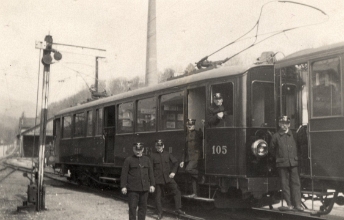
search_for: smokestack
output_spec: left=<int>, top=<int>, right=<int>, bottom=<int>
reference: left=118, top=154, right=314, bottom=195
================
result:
left=145, top=0, right=158, bottom=86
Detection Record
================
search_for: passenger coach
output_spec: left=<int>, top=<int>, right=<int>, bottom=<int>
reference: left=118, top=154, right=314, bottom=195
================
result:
left=274, top=42, right=344, bottom=215
left=53, top=56, right=279, bottom=208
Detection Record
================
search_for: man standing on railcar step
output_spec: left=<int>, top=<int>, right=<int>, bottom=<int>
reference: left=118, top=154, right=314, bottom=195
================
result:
left=180, top=119, right=204, bottom=198
left=150, top=139, right=185, bottom=219
left=270, top=116, right=304, bottom=212
left=121, top=143, right=155, bottom=220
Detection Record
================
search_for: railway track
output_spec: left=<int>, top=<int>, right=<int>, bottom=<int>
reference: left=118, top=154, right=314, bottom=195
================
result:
left=1, top=161, right=329, bottom=220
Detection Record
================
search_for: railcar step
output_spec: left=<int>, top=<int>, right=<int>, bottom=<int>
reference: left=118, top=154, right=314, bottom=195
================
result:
left=99, top=177, right=120, bottom=182
left=301, top=191, right=333, bottom=196
left=182, top=195, right=214, bottom=202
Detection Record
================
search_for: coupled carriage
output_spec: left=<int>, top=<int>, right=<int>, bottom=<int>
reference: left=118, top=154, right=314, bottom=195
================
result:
left=274, top=42, right=344, bottom=215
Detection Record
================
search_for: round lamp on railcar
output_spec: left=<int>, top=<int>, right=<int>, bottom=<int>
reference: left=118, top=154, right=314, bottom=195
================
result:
left=251, top=139, right=268, bottom=157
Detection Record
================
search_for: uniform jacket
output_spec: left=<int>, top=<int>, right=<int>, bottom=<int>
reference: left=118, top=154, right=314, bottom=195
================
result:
left=150, top=150, right=178, bottom=184
left=207, top=103, right=227, bottom=127
left=270, top=129, right=299, bottom=167
left=183, top=129, right=203, bottom=162
left=120, top=155, right=155, bottom=191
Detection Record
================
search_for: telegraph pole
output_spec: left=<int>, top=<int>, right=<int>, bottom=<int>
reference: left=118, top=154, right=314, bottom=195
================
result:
left=95, top=56, right=105, bottom=92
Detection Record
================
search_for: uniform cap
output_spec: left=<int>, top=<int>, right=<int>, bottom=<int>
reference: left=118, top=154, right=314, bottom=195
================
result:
left=155, top=139, right=164, bottom=146
left=133, top=142, right=144, bottom=151
left=186, top=119, right=196, bottom=125
left=279, top=116, right=290, bottom=123
left=213, top=93, right=223, bottom=100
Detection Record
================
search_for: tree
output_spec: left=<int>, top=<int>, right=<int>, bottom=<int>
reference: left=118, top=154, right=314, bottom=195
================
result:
left=159, top=68, right=175, bottom=82
left=184, top=63, right=196, bottom=75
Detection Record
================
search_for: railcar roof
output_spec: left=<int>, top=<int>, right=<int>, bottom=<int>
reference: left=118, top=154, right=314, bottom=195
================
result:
left=275, top=41, right=344, bottom=68
left=55, top=64, right=270, bottom=116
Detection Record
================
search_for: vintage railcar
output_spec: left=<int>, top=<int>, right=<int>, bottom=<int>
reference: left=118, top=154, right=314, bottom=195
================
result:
left=274, top=41, right=344, bottom=215
left=52, top=57, right=279, bottom=208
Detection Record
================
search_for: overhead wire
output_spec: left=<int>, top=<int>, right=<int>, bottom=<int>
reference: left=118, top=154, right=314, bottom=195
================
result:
left=47, top=64, right=93, bottom=103
left=196, top=0, right=329, bottom=66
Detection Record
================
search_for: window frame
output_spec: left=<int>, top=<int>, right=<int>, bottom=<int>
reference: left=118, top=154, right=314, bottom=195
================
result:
left=159, top=91, right=185, bottom=131
left=62, top=115, right=72, bottom=139
left=95, top=108, right=103, bottom=136
left=73, top=111, right=86, bottom=138
left=136, top=97, right=157, bottom=133
left=209, top=81, right=235, bottom=128
left=310, top=56, right=343, bottom=118
left=250, top=80, right=276, bottom=128
left=86, top=110, right=93, bottom=137
left=117, top=102, right=134, bottom=134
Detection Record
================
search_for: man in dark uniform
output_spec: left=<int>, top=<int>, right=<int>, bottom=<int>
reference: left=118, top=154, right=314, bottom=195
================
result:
left=180, top=119, right=203, bottom=197
left=207, top=93, right=227, bottom=127
left=150, top=139, right=185, bottom=219
left=270, top=116, right=304, bottom=212
left=121, top=143, right=155, bottom=220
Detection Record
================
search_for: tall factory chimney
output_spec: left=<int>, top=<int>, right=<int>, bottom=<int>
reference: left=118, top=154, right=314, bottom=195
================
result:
left=145, top=0, right=158, bottom=86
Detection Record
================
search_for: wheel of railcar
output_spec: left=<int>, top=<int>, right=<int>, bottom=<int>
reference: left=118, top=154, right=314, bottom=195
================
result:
left=311, top=191, right=339, bottom=216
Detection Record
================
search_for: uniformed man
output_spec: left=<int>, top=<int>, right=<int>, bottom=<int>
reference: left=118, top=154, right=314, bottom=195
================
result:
left=180, top=119, right=203, bottom=197
left=121, top=143, right=155, bottom=220
left=150, top=139, right=185, bottom=219
left=207, top=93, right=227, bottom=127
left=270, top=116, right=304, bottom=212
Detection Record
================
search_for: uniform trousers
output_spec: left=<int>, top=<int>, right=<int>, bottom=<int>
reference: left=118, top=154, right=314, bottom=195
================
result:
left=278, top=166, right=302, bottom=207
left=155, top=180, right=181, bottom=214
left=185, top=160, right=198, bottom=178
left=185, top=160, right=199, bottom=194
left=127, top=191, right=149, bottom=220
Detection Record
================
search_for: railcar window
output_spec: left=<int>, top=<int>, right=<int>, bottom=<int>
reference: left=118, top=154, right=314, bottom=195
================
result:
left=87, top=110, right=93, bottom=136
left=95, top=108, right=103, bottom=135
left=118, top=102, right=134, bottom=133
left=62, top=116, right=72, bottom=138
left=209, top=83, right=234, bottom=127
left=252, top=82, right=275, bottom=127
left=311, top=58, right=342, bottom=117
left=137, top=97, right=156, bottom=132
left=297, top=64, right=309, bottom=125
left=160, top=92, right=184, bottom=130
left=281, top=84, right=297, bottom=129
left=74, top=112, right=85, bottom=137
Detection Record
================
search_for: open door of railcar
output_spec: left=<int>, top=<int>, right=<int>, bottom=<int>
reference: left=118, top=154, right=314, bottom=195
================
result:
left=104, top=106, right=115, bottom=163
left=275, top=64, right=310, bottom=175
left=187, top=86, right=206, bottom=169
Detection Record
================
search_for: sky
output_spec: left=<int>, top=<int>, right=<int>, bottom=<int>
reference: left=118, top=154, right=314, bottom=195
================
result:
left=0, top=0, right=343, bottom=118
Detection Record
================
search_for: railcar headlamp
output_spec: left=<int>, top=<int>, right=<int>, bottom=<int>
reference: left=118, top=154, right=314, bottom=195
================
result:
left=251, top=139, right=268, bottom=157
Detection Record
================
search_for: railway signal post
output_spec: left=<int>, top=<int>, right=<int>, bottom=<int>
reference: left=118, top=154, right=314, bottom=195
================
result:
left=35, top=35, right=61, bottom=211
left=36, top=35, right=51, bottom=211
